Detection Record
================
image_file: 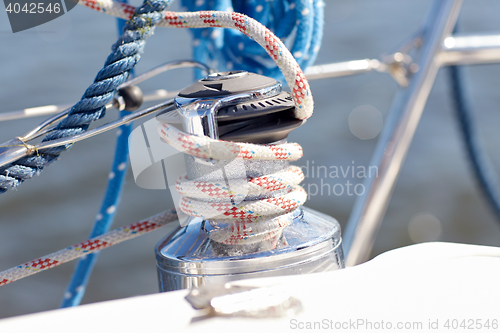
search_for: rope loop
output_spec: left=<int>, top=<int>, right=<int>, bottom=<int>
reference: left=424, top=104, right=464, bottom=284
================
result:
left=181, top=0, right=325, bottom=79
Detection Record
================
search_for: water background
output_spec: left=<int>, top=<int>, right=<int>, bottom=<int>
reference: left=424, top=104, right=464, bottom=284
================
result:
left=1, top=0, right=500, bottom=319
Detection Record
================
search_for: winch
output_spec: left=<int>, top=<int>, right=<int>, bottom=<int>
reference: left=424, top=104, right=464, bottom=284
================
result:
left=154, top=70, right=344, bottom=291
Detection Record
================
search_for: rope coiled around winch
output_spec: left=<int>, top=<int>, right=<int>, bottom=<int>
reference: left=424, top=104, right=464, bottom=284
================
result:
left=159, top=124, right=308, bottom=245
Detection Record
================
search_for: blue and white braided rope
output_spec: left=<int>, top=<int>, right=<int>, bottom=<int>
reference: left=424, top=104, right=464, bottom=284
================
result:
left=0, top=0, right=172, bottom=194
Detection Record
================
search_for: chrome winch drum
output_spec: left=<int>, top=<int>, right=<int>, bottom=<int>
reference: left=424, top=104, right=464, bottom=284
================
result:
left=155, top=71, right=344, bottom=292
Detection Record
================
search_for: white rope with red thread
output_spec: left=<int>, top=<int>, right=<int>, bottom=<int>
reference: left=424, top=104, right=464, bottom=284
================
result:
left=0, top=211, right=177, bottom=287
left=158, top=122, right=308, bottom=245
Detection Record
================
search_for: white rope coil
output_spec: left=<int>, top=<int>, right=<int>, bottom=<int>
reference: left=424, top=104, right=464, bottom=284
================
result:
left=75, top=1, right=314, bottom=245
left=158, top=123, right=304, bottom=161
left=176, top=165, right=305, bottom=199
left=158, top=123, right=308, bottom=245
left=180, top=186, right=307, bottom=221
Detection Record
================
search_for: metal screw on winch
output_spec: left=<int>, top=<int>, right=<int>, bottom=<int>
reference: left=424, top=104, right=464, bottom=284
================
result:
left=155, top=71, right=344, bottom=292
